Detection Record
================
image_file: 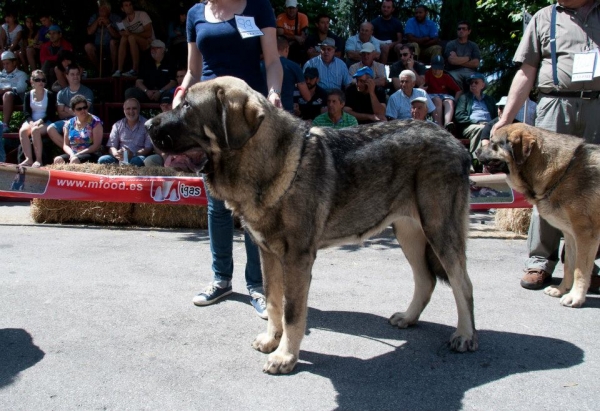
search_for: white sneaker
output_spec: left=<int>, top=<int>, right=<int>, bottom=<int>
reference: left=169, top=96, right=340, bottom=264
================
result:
left=112, top=70, right=122, bottom=77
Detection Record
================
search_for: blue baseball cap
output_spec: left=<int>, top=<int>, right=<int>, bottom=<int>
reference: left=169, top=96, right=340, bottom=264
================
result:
left=353, top=66, right=374, bottom=78
left=48, top=25, right=62, bottom=33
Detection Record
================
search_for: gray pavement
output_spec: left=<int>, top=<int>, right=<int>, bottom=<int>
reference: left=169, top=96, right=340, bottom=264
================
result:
left=1, top=201, right=599, bottom=410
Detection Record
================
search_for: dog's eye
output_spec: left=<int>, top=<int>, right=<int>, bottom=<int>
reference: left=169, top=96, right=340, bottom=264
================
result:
left=182, top=101, right=190, bottom=108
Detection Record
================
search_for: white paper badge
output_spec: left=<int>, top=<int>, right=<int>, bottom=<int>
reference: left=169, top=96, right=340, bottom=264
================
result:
left=571, top=51, right=597, bottom=82
left=235, top=15, right=264, bottom=39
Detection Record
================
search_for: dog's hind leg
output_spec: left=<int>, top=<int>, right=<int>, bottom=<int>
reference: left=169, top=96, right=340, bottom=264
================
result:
left=262, top=250, right=314, bottom=374
left=389, top=217, right=437, bottom=329
left=252, top=250, right=283, bottom=354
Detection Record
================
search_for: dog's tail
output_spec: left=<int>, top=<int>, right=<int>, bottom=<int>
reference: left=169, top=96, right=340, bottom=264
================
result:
left=425, top=243, right=449, bottom=284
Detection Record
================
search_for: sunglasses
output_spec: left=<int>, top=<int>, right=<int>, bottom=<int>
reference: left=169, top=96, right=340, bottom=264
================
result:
left=32, top=77, right=46, bottom=83
left=74, top=105, right=88, bottom=112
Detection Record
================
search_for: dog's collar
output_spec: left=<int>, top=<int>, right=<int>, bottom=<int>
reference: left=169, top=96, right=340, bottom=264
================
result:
left=533, top=144, right=583, bottom=201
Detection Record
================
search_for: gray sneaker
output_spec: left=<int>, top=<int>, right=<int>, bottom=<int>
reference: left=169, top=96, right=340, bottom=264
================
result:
left=192, top=283, right=233, bottom=306
left=250, top=293, right=268, bottom=319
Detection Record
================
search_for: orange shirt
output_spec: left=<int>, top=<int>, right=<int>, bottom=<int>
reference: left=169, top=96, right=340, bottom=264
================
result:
left=276, top=12, right=308, bottom=39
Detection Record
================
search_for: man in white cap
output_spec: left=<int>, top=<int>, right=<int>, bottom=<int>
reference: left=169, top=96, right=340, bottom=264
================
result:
left=124, top=39, right=176, bottom=103
left=410, top=97, right=431, bottom=121
left=348, top=42, right=387, bottom=88
left=0, top=51, right=28, bottom=132
left=276, top=0, right=309, bottom=64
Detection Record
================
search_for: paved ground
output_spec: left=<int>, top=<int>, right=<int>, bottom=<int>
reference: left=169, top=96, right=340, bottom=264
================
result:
left=1, top=201, right=599, bottom=411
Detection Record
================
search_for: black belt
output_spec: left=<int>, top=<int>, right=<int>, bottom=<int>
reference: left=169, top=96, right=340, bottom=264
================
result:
left=545, top=90, right=600, bottom=99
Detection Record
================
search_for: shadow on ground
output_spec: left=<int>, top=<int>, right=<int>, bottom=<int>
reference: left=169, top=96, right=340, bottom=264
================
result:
left=0, top=328, right=45, bottom=388
left=292, top=308, right=583, bottom=411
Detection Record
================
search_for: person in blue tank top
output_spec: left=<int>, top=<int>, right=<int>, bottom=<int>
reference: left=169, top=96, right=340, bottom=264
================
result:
left=174, top=0, right=283, bottom=319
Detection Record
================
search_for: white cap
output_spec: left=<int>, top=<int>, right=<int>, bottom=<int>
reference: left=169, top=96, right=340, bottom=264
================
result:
left=359, top=42, right=376, bottom=53
left=496, top=96, right=508, bottom=106
left=1, top=50, right=16, bottom=61
left=285, top=0, right=298, bottom=7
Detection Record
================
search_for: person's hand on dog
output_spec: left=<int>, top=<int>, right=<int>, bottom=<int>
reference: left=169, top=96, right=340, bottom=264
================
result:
left=491, top=118, right=509, bottom=138
left=268, top=92, right=282, bottom=109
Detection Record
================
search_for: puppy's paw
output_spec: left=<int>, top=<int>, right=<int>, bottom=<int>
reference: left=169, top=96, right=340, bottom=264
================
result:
left=252, top=332, right=280, bottom=353
left=560, top=292, right=585, bottom=308
left=263, top=350, right=297, bottom=374
left=388, top=311, right=418, bottom=329
left=544, top=285, right=566, bottom=298
left=449, top=330, right=478, bottom=352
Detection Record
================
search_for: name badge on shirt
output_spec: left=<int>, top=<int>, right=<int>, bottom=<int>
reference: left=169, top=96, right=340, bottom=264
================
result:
left=235, top=15, right=263, bottom=39
left=571, top=51, right=597, bottom=82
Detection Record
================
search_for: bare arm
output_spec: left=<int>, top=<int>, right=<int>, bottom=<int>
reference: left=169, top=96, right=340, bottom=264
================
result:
left=174, top=42, right=202, bottom=108
left=490, top=63, right=537, bottom=138
left=260, top=27, right=283, bottom=108
left=296, top=82, right=311, bottom=102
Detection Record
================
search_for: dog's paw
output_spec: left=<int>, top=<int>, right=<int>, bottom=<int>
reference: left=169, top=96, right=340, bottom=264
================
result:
left=449, top=330, right=478, bottom=352
left=544, top=285, right=566, bottom=298
left=263, top=350, right=297, bottom=374
left=388, top=311, right=418, bottom=328
left=560, top=292, right=586, bottom=308
left=252, top=332, right=280, bottom=353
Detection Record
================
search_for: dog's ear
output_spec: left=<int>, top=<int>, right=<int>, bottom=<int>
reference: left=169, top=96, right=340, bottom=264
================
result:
left=217, top=87, right=265, bottom=150
left=509, top=129, right=536, bottom=165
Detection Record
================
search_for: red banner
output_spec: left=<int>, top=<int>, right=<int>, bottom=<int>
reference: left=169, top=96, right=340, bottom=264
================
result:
left=0, top=163, right=530, bottom=209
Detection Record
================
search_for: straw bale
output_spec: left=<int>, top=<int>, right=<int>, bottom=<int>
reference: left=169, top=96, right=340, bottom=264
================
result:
left=495, top=208, right=532, bottom=235
left=32, top=164, right=206, bottom=228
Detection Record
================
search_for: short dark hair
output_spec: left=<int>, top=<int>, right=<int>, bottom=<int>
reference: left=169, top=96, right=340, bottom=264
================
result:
left=457, top=20, right=471, bottom=30
left=56, top=50, right=76, bottom=72
left=327, top=88, right=346, bottom=104
left=66, top=64, right=80, bottom=75
left=70, top=95, right=88, bottom=110
left=382, top=0, right=395, bottom=7
left=400, top=44, right=415, bottom=54
left=315, top=13, right=331, bottom=23
left=277, top=36, right=289, bottom=51
left=416, top=4, right=428, bottom=12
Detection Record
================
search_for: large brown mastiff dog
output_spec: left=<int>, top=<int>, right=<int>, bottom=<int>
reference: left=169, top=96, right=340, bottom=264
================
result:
left=146, top=77, right=477, bottom=374
left=477, top=123, right=600, bottom=308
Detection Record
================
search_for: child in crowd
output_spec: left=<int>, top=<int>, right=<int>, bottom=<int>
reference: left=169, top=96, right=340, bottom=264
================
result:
left=424, top=55, right=462, bottom=132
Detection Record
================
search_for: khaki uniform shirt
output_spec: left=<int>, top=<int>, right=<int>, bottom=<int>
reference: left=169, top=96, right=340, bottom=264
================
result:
left=514, top=1, right=600, bottom=93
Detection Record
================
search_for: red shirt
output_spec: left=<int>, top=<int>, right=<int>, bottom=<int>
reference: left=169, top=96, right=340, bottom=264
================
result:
left=425, top=70, right=461, bottom=95
left=39, top=39, right=73, bottom=65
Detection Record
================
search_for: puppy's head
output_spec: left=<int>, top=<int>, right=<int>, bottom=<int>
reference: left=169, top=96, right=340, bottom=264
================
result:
left=145, top=76, right=266, bottom=173
left=476, top=123, right=538, bottom=174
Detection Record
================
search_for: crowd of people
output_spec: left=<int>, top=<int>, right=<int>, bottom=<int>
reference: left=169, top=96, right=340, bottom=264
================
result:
left=1, top=0, right=598, bottom=310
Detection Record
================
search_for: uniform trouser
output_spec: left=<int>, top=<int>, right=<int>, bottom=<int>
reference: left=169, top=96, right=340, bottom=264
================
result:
left=526, top=95, right=600, bottom=273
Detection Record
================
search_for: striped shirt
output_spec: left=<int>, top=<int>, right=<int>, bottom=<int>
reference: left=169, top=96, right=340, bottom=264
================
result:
left=312, top=112, right=358, bottom=129
left=304, top=56, right=352, bottom=91
left=107, top=116, right=153, bottom=152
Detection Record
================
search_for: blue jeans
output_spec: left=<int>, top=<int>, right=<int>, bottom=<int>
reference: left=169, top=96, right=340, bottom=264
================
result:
left=206, top=185, right=263, bottom=294
left=98, top=154, right=146, bottom=167
left=0, top=132, right=5, bottom=163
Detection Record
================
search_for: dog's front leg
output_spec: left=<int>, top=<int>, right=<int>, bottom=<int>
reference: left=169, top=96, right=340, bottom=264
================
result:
left=263, top=252, right=313, bottom=375
left=252, top=250, right=283, bottom=353
left=557, top=235, right=598, bottom=308
left=545, top=235, right=574, bottom=298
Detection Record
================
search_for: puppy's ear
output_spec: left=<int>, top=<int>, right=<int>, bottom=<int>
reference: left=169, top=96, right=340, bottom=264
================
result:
left=217, top=88, right=265, bottom=150
left=509, top=129, right=536, bottom=165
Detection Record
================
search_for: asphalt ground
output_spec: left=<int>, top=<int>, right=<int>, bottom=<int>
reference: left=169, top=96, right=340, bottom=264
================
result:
left=1, top=201, right=599, bottom=410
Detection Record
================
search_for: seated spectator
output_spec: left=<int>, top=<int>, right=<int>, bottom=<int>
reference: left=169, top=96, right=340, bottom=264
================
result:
left=371, top=0, right=404, bottom=64
left=98, top=98, right=152, bottom=167
left=345, top=22, right=381, bottom=66
left=313, top=88, right=358, bottom=129
left=424, top=55, right=462, bottom=130
left=404, top=4, right=442, bottom=64
left=40, top=25, right=73, bottom=86
left=46, top=64, right=95, bottom=148
left=454, top=73, right=496, bottom=155
left=348, top=43, right=387, bottom=88
left=18, top=70, right=57, bottom=167
left=0, top=51, right=28, bottom=132
left=124, top=40, right=176, bottom=103
left=85, top=0, right=120, bottom=77
left=344, top=66, right=387, bottom=124
left=159, top=93, right=173, bottom=112
left=410, top=96, right=431, bottom=121
left=295, top=67, right=328, bottom=121
left=276, top=36, right=310, bottom=114
left=26, top=14, right=53, bottom=72
left=304, top=13, right=343, bottom=60
left=276, top=0, right=309, bottom=64
left=53, top=95, right=102, bottom=164
left=386, top=69, right=435, bottom=120
left=444, top=21, right=481, bottom=91
left=17, top=16, right=38, bottom=71
left=113, top=0, right=155, bottom=77
left=480, top=96, right=536, bottom=147
left=303, top=38, right=351, bottom=91
left=52, top=50, right=79, bottom=92
left=167, top=7, right=188, bottom=69
left=1, top=10, right=23, bottom=56
left=389, top=44, right=426, bottom=89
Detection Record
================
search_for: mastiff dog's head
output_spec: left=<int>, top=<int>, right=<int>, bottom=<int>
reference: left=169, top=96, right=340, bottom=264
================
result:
left=475, top=123, right=540, bottom=175
left=145, top=76, right=267, bottom=174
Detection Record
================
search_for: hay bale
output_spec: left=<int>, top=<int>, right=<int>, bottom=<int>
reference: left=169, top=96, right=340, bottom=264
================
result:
left=495, top=208, right=532, bottom=235
left=32, top=164, right=207, bottom=228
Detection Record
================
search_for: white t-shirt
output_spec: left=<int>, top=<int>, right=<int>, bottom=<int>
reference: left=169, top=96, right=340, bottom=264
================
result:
left=122, top=11, right=154, bottom=40
left=1, top=23, right=23, bottom=47
left=30, top=89, right=49, bottom=122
